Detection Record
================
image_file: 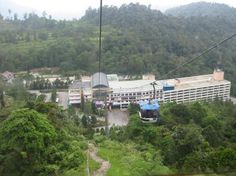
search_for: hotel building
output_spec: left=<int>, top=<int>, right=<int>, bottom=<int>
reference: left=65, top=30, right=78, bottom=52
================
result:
left=68, top=69, right=231, bottom=108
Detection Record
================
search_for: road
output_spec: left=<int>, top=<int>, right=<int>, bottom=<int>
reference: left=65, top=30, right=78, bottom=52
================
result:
left=107, top=109, right=129, bottom=126
left=57, top=91, right=69, bottom=109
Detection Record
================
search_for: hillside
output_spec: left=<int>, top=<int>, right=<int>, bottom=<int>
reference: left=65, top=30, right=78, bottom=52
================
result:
left=0, top=3, right=236, bottom=175
left=0, top=3, right=236, bottom=95
left=166, top=1, right=236, bottom=19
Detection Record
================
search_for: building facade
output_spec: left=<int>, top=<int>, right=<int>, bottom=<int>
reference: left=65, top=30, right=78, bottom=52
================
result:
left=68, top=70, right=231, bottom=108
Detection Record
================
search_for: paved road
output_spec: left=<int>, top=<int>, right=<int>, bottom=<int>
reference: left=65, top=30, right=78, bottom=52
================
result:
left=107, top=109, right=129, bottom=126
left=231, top=97, right=236, bottom=104
left=57, top=91, right=69, bottom=109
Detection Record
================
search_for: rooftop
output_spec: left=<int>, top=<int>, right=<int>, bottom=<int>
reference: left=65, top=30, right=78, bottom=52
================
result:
left=68, top=71, right=230, bottom=92
left=109, top=80, right=155, bottom=93
left=109, top=73, right=230, bottom=93
left=164, top=74, right=230, bottom=90
left=69, top=80, right=91, bottom=89
left=92, top=72, right=109, bottom=88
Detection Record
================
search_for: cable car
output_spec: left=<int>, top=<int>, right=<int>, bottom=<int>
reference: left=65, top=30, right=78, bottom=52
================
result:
left=94, top=100, right=105, bottom=109
left=139, top=99, right=160, bottom=123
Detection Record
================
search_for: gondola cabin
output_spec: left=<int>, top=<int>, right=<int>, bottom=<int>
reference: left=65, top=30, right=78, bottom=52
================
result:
left=139, top=99, right=160, bottom=123
left=94, top=100, right=105, bottom=109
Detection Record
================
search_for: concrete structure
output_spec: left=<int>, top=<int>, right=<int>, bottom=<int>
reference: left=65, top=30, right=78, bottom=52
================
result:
left=68, top=70, right=231, bottom=108
left=68, top=80, right=92, bottom=105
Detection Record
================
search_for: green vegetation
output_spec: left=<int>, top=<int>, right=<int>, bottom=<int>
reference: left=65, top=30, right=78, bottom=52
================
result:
left=1, top=3, right=236, bottom=95
left=98, top=100, right=236, bottom=175
left=166, top=2, right=236, bottom=18
left=63, top=157, right=100, bottom=176
left=97, top=139, right=172, bottom=176
left=0, top=2, right=236, bottom=175
left=29, top=77, right=72, bottom=90
left=0, top=80, right=99, bottom=175
left=0, top=77, right=236, bottom=175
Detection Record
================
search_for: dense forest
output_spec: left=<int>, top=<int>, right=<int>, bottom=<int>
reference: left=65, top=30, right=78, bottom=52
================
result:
left=166, top=2, right=236, bottom=18
left=1, top=3, right=236, bottom=83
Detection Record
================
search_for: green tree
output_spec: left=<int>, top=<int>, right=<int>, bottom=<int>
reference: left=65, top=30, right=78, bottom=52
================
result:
left=91, top=115, right=97, bottom=126
left=189, top=102, right=207, bottom=125
left=170, top=104, right=191, bottom=124
left=0, top=89, right=5, bottom=108
left=84, top=101, right=92, bottom=114
left=81, top=115, right=88, bottom=127
left=172, top=125, right=207, bottom=167
left=207, top=148, right=236, bottom=172
left=36, top=94, right=46, bottom=102
left=128, top=103, right=140, bottom=115
left=202, top=125, right=221, bottom=147
left=0, top=108, right=56, bottom=175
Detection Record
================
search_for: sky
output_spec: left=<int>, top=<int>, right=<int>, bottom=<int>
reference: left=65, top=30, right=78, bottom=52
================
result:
left=0, top=0, right=236, bottom=19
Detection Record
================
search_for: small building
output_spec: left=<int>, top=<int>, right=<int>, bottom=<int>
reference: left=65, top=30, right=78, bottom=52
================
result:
left=68, top=80, right=92, bottom=105
left=92, top=72, right=111, bottom=100
left=1, top=71, right=14, bottom=83
left=91, top=72, right=109, bottom=88
left=68, top=72, right=111, bottom=106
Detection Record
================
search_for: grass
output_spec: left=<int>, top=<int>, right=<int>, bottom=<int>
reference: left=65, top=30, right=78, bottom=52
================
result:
left=0, top=36, right=76, bottom=52
left=62, top=156, right=100, bottom=176
left=0, top=38, right=56, bottom=51
left=191, top=173, right=236, bottom=176
left=97, top=140, right=172, bottom=176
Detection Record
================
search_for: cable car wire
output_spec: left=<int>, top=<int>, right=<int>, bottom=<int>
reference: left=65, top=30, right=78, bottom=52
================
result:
left=129, top=33, right=236, bottom=90
left=98, top=0, right=103, bottom=98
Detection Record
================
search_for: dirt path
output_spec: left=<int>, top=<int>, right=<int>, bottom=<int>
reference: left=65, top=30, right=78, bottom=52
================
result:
left=88, top=143, right=111, bottom=176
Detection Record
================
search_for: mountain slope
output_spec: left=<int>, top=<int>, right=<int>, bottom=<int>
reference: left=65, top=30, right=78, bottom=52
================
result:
left=166, top=1, right=236, bottom=19
left=81, top=3, right=236, bottom=80
left=0, top=3, right=236, bottom=91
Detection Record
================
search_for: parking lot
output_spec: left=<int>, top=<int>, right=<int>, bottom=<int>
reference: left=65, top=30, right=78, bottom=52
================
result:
left=107, top=109, right=129, bottom=126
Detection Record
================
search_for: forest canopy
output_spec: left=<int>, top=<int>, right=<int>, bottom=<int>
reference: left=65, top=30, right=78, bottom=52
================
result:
left=0, top=3, right=236, bottom=81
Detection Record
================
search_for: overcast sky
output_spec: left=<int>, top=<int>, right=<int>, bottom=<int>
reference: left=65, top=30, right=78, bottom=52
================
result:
left=0, top=0, right=236, bottom=19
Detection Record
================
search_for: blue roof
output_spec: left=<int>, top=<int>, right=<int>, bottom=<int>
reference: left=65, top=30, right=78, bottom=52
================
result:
left=139, top=99, right=160, bottom=110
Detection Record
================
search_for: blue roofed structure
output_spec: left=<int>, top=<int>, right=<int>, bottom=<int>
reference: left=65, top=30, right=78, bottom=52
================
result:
left=139, top=99, right=160, bottom=110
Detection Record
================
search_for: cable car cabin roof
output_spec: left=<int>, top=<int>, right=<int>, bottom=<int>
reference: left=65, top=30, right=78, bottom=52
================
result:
left=140, top=99, right=160, bottom=110
left=92, top=72, right=109, bottom=88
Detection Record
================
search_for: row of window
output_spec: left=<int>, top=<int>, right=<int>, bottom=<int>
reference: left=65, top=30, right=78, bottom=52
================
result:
left=164, top=95, right=229, bottom=103
left=164, top=94, right=229, bottom=101
left=164, top=90, right=229, bottom=97
left=164, top=92, right=229, bottom=98
left=111, top=92, right=163, bottom=97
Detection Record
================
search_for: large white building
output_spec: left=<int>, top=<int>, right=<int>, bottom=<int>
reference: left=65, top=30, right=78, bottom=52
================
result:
left=68, top=70, right=231, bottom=108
